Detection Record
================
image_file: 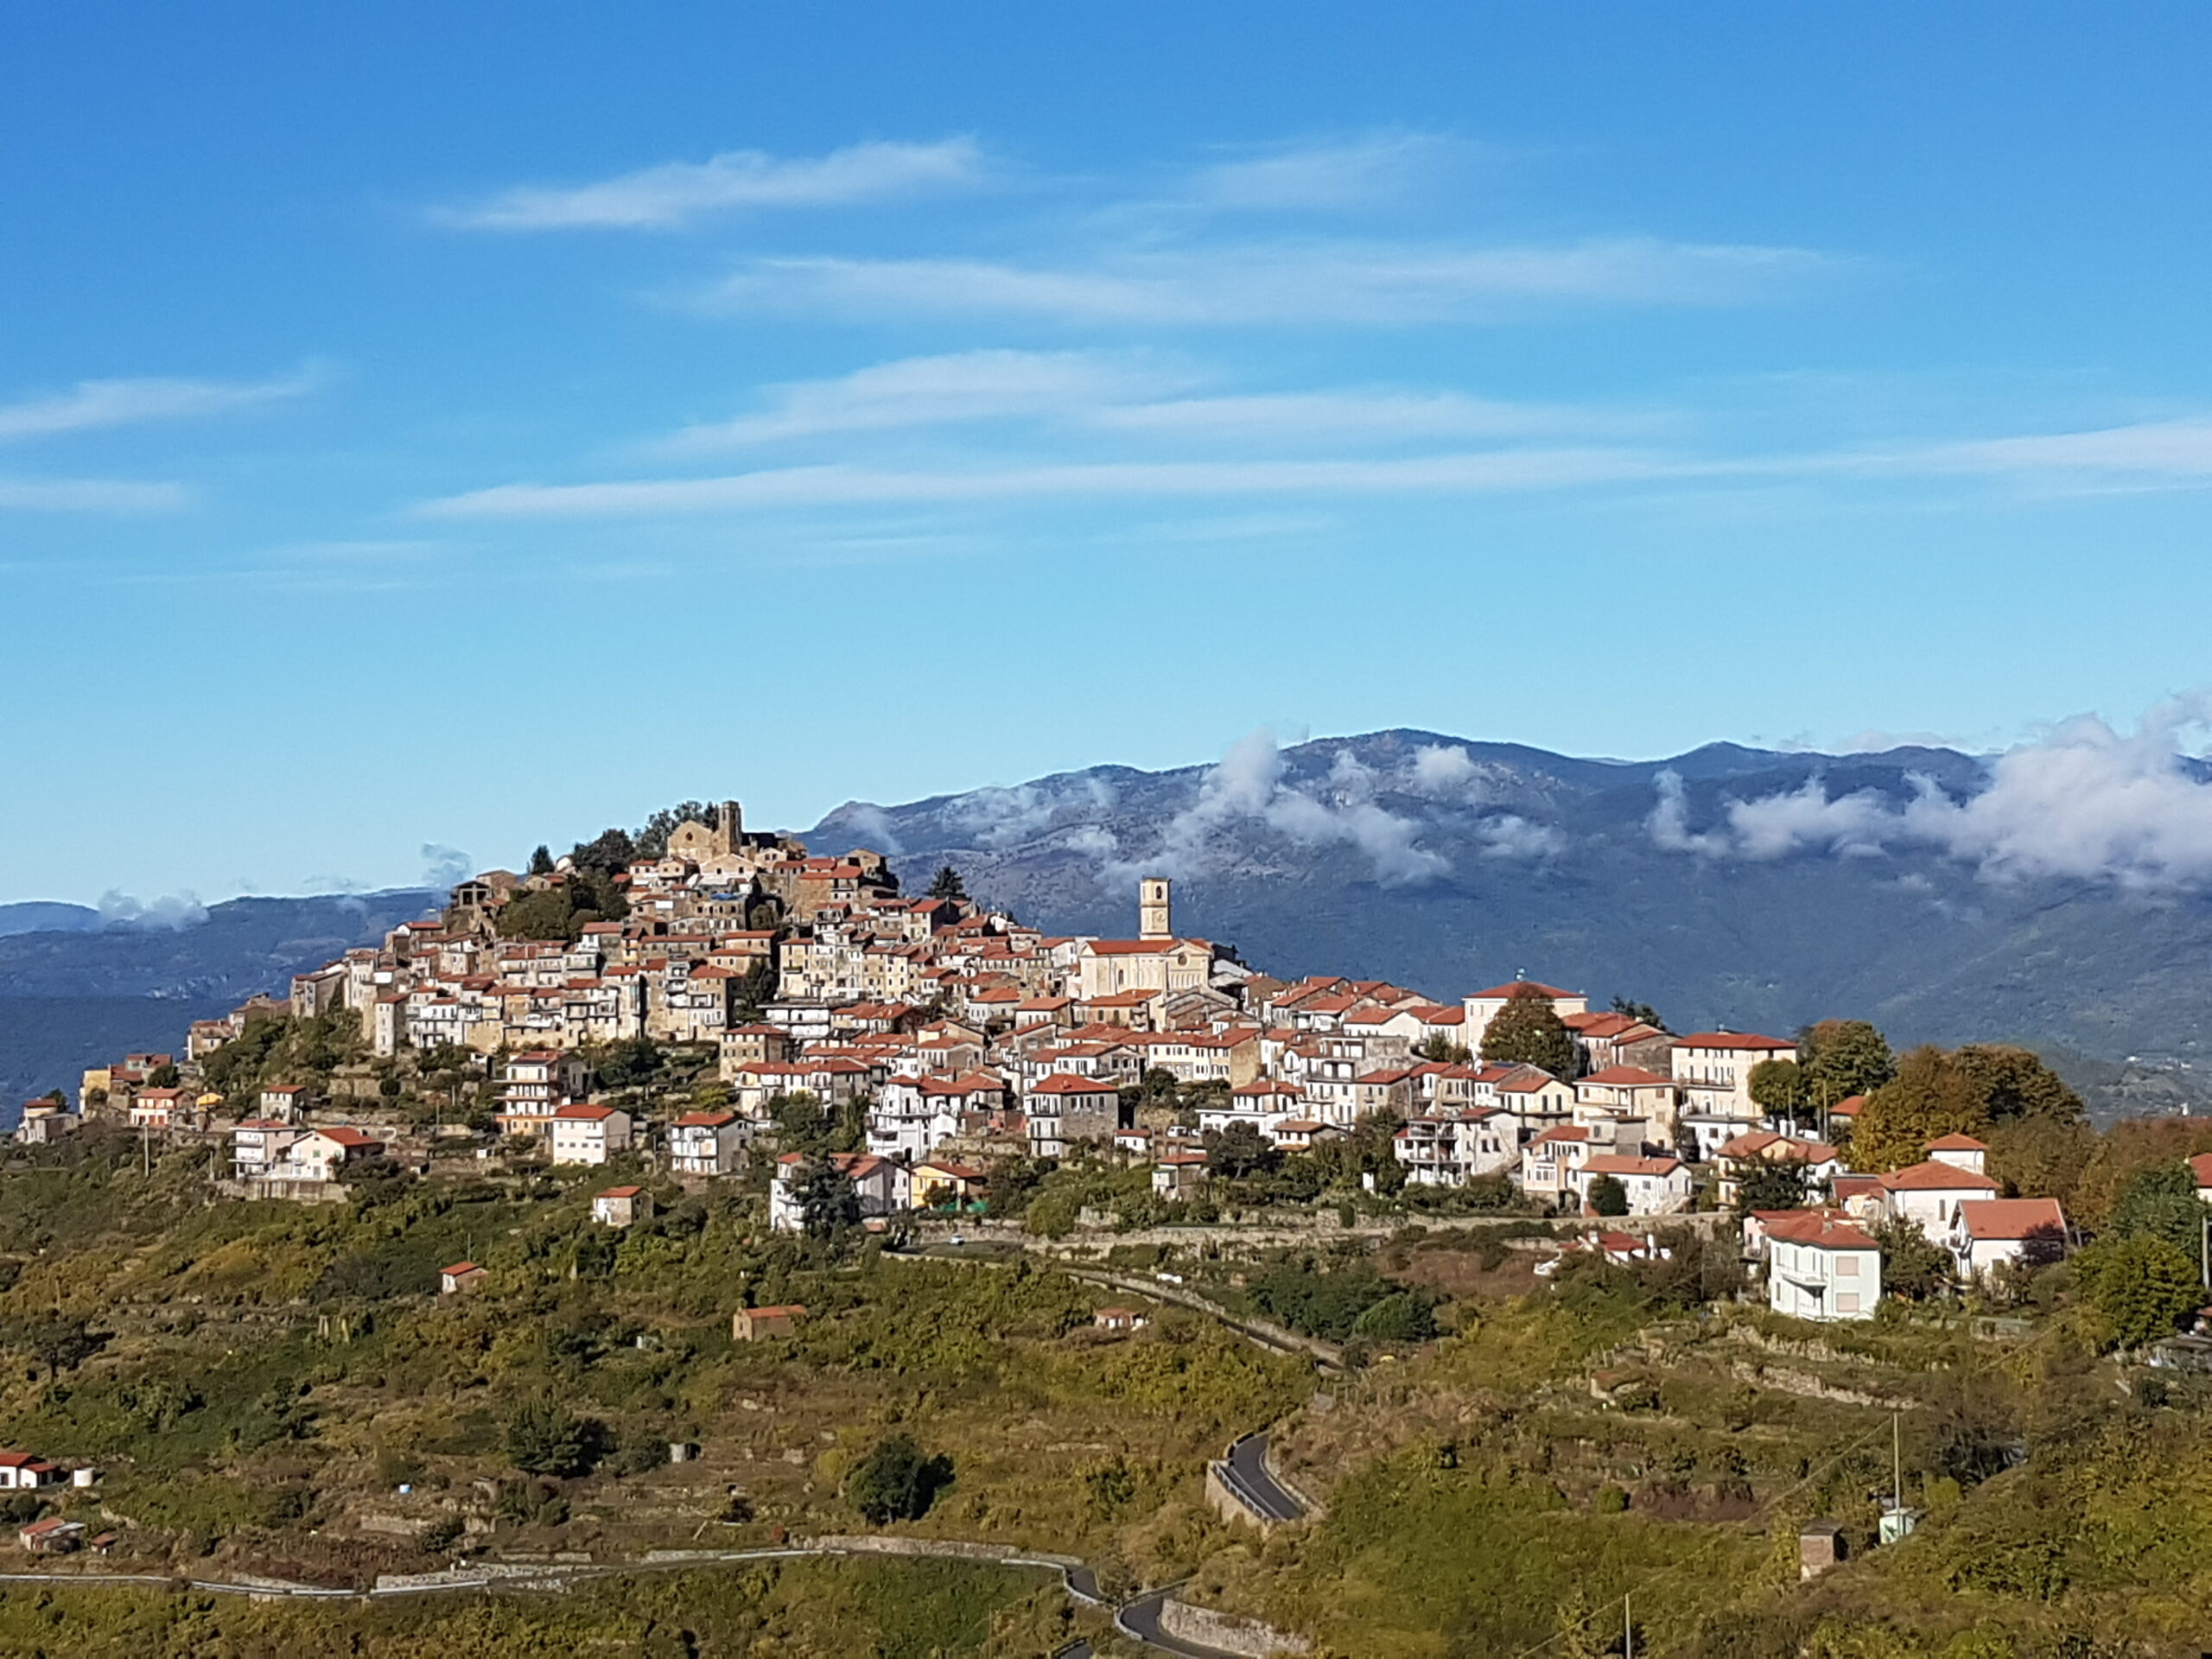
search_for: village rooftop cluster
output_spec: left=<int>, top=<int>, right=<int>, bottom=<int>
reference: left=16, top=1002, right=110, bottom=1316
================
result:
left=38, top=799, right=2117, bottom=1323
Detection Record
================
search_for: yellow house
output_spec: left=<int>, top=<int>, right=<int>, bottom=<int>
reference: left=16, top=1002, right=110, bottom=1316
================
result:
left=912, top=1159, right=987, bottom=1208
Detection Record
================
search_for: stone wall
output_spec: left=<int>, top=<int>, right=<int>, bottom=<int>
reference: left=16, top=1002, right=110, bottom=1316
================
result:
left=1159, top=1599, right=1311, bottom=1657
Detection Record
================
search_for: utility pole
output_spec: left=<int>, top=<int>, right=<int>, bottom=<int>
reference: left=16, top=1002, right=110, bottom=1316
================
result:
left=1892, top=1411, right=1903, bottom=1516
left=2201, top=1213, right=2209, bottom=1293
left=1623, top=1592, right=1633, bottom=1659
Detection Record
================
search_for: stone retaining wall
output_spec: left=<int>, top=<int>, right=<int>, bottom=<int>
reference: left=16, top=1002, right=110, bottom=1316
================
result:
left=1159, top=1599, right=1311, bottom=1657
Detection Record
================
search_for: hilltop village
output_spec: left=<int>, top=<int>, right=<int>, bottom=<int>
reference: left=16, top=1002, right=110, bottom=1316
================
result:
left=42, top=798, right=2094, bottom=1320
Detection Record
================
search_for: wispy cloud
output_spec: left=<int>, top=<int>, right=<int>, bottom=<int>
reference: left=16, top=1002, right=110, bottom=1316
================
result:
left=440, top=137, right=989, bottom=231
left=696, top=237, right=1835, bottom=326
left=661, top=348, right=1629, bottom=453
left=1090, top=388, right=1639, bottom=443
left=662, top=350, right=1192, bottom=449
left=0, top=478, right=191, bottom=512
left=420, top=448, right=1693, bottom=519
left=1910, top=419, right=2212, bottom=480
left=1186, top=130, right=1479, bottom=212
left=0, top=371, right=315, bottom=442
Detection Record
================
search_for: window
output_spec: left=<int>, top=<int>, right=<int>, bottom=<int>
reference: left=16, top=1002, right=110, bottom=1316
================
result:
left=1836, top=1256, right=1859, bottom=1276
left=1837, top=1294, right=1860, bottom=1313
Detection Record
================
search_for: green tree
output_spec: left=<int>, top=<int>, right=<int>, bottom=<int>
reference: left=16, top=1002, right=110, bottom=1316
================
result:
left=497, top=887, right=581, bottom=942
left=569, top=827, right=637, bottom=874
left=1610, top=997, right=1669, bottom=1033
left=145, top=1061, right=181, bottom=1089
left=1413, top=1034, right=1474, bottom=1064
left=791, top=1161, right=861, bottom=1239
left=527, top=844, right=555, bottom=876
left=1867, top=1215, right=1954, bottom=1301
left=1205, top=1122, right=1280, bottom=1179
left=0, top=1314, right=104, bottom=1384
left=1351, top=1290, right=1440, bottom=1344
left=1586, top=1173, right=1630, bottom=1217
left=926, top=865, right=968, bottom=901
left=504, top=1397, right=591, bottom=1478
left=1733, top=1159, right=1810, bottom=1217
left=2077, top=1234, right=2201, bottom=1349
left=1747, top=1058, right=1807, bottom=1118
left=1480, top=984, right=1579, bottom=1077
left=634, top=801, right=709, bottom=859
left=2107, top=1161, right=2209, bottom=1256
left=1802, top=1019, right=1897, bottom=1103
left=735, top=955, right=779, bottom=1020
left=1951, top=1044, right=2085, bottom=1124
left=845, top=1433, right=953, bottom=1523
left=1849, top=1046, right=1988, bottom=1173
left=1986, top=1113, right=2099, bottom=1205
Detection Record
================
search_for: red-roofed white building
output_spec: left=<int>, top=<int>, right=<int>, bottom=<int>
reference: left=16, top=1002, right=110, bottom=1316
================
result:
left=275, top=1126, right=385, bottom=1183
left=1024, top=1071, right=1123, bottom=1157
left=1951, top=1198, right=2069, bottom=1279
left=1671, top=1032, right=1800, bottom=1123
left=1760, top=1210, right=1883, bottom=1321
left=1394, top=1108, right=1513, bottom=1187
left=548, top=1103, right=632, bottom=1166
left=1879, top=1158, right=2001, bottom=1236
left=668, top=1109, right=747, bottom=1176
left=1571, top=1154, right=1693, bottom=1215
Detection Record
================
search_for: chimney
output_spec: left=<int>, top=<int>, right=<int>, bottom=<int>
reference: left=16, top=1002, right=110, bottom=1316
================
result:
left=1139, top=876, right=1172, bottom=941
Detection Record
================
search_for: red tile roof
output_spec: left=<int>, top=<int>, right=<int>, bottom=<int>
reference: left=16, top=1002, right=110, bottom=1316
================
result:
left=1958, top=1198, right=2066, bottom=1241
left=1880, top=1159, right=1999, bottom=1192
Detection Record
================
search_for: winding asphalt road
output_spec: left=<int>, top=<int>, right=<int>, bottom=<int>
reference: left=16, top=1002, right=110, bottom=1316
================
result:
left=1218, top=1433, right=1305, bottom=1525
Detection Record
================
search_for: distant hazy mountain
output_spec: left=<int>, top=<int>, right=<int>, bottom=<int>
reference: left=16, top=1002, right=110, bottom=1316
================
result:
left=808, top=729, right=2212, bottom=1086
left=0, top=889, right=441, bottom=1112
left=10, top=729, right=2212, bottom=1119
left=0, top=902, right=99, bottom=938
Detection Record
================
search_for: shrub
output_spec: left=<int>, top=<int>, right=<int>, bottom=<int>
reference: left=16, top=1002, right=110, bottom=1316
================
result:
left=845, top=1433, right=954, bottom=1524
left=1351, top=1291, right=1440, bottom=1345
left=504, top=1397, right=594, bottom=1478
left=417, top=1515, right=464, bottom=1553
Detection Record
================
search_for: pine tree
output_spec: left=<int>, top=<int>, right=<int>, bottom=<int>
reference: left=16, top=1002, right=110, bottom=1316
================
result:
left=927, top=865, right=968, bottom=902
left=1479, top=984, right=1578, bottom=1077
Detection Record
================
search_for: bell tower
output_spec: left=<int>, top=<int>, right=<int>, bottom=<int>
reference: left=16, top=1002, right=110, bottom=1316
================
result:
left=714, top=800, right=743, bottom=856
left=1139, top=876, right=1172, bottom=941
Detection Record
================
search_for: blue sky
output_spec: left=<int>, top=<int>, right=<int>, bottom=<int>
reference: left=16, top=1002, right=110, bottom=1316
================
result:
left=7, top=3, right=2212, bottom=906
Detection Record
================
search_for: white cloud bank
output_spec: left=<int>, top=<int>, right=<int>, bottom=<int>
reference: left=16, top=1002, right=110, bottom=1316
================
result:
left=1105, top=730, right=1444, bottom=887
left=1646, top=694, right=2212, bottom=887
left=98, top=889, right=207, bottom=929
left=442, top=138, right=988, bottom=231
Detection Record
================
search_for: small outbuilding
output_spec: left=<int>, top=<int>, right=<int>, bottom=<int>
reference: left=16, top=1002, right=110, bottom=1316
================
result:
left=439, top=1262, right=488, bottom=1295
left=19, top=1517, right=82, bottom=1554
left=591, top=1185, right=652, bottom=1228
left=732, top=1304, right=806, bottom=1341
left=1799, top=1520, right=1846, bottom=1580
